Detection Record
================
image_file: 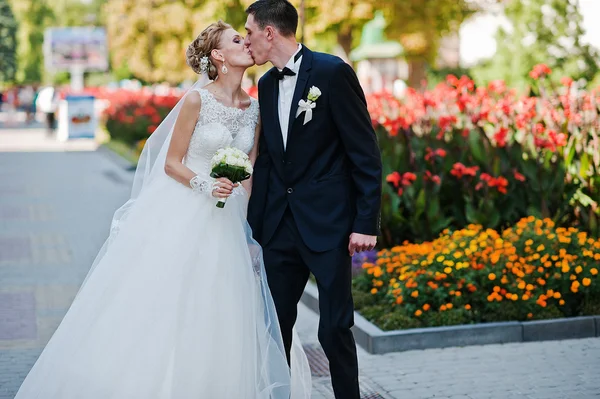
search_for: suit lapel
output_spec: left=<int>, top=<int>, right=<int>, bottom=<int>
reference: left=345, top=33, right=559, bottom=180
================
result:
left=287, top=47, right=313, bottom=147
left=269, top=74, right=285, bottom=160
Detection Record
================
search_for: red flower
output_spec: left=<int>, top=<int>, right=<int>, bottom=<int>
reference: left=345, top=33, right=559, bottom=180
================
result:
left=386, top=172, right=402, bottom=188
left=451, top=163, right=479, bottom=178
left=493, top=127, right=509, bottom=147
left=560, top=77, right=573, bottom=87
left=387, top=171, right=417, bottom=189
left=425, top=148, right=447, bottom=162
left=402, top=172, right=417, bottom=186
left=513, top=170, right=526, bottom=182
left=548, top=130, right=567, bottom=147
left=529, top=64, right=552, bottom=80
left=478, top=173, right=509, bottom=194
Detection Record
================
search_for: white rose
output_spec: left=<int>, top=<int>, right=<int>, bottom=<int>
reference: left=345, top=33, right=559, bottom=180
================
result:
left=309, top=86, right=321, bottom=98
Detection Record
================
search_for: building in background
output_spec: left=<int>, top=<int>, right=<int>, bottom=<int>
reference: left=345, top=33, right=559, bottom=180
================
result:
left=350, top=12, right=407, bottom=94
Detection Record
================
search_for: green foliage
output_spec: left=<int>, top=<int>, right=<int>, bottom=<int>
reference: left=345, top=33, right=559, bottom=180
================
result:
left=472, top=0, right=599, bottom=90
left=105, top=0, right=253, bottom=85
left=0, top=0, right=18, bottom=82
left=8, top=0, right=54, bottom=83
left=50, top=0, right=103, bottom=27
left=302, top=0, right=474, bottom=86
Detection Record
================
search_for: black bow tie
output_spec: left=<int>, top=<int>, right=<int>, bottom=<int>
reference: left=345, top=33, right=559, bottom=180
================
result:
left=272, top=67, right=296, bottom=80
left=271, top=48, right=303, bottom=80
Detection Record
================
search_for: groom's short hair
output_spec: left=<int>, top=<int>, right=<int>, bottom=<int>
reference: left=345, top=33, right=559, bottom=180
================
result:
left=246, top=0, right=298, bottom=38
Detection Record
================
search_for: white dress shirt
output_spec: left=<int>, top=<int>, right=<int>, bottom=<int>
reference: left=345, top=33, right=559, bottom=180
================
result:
left=278, top=44, right=303, bottom=150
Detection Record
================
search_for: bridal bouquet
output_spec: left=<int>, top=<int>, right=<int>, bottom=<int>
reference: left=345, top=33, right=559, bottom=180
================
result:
left=210, top=147, right=253, bottom=208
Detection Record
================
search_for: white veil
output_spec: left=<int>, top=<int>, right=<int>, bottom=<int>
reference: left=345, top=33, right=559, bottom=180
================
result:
left=107, top=78, right=209, bottom=248
left=78, top=77, right=312, bottom=398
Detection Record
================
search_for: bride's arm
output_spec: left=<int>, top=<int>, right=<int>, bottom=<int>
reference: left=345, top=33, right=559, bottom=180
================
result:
left=241, top=116, right=261, bottom=195
left=164, top=91, right=233, bottom=198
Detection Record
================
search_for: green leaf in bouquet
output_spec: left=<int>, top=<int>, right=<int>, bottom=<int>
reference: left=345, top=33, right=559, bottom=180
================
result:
left=210, top=164, right=251, bottom=183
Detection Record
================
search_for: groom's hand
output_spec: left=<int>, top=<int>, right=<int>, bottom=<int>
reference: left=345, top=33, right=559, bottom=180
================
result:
left=348, top=233, right=377, bottom=256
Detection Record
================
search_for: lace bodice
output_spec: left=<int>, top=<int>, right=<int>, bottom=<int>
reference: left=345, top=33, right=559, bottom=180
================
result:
left=185, top=88, right=259, bottom=177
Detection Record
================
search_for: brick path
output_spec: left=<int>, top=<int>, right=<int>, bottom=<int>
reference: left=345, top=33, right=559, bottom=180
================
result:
left=1, top=127, right=599, bottom=399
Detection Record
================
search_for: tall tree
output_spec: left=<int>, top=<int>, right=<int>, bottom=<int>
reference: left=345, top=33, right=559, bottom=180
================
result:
left=385, top=1, right=474, bottom=87
left=50, top=0, right=106, bottom=27
left=8, top=0, right=54, bottom=83
left=302, top=0, right=474, bottom=87
left=105, top=0, right=253, bottom=84
left=473, top=0, right=599, bottom=89
left=301, top=0, right=373, bottom=56
left=0, top=0, right=18, bottom=82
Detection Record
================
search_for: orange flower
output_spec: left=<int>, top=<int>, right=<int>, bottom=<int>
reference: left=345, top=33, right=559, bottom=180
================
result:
left=411, top=290, right=419, bottom=298
left=370, top=288, right=377, bottom=295
left=488, top=273, right=496, bottom=281
left=582, top=278, right=591, bottom=287
left=591, top=268, right=598, bottom=276
left=423, top=304, right=431, bottom=311
left=465, top=304, right=471, bottom=310
left=415, top=309, right=423, bottom=317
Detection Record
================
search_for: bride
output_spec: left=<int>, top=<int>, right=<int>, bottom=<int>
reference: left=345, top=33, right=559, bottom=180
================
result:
left=15, top=21, right=311, bottom=399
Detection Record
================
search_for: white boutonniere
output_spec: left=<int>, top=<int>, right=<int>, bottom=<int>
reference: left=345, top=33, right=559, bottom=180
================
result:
left=296, top=86, right=321, bottom=125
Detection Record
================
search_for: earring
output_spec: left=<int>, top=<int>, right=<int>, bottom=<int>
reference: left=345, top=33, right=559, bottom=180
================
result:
left=221, top=60, right=228, bottom=74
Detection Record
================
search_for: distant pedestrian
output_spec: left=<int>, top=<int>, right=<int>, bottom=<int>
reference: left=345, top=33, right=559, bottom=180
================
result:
left=36, top=86, right=59, bottom=135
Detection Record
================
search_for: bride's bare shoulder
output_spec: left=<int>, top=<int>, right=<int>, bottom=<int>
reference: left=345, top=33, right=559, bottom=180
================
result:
left=182, top=90, right=202, bottom=110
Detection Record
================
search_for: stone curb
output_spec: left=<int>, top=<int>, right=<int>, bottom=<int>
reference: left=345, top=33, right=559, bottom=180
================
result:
left=96, top=144, right=136, bottom=169
left=300, top=282, right=600, bottom=354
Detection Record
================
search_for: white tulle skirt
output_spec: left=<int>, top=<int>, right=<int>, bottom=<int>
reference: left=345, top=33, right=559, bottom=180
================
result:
left=15, top=173, right=311, bottom=399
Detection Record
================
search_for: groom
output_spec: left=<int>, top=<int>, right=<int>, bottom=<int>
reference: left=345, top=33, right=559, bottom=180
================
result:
left=245, top=1, right=382, bottom=397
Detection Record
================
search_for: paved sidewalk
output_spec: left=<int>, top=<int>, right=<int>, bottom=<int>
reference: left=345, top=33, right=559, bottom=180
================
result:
left=297, top=305, right=600, bottom=398
left=0, top=131, right=130, bottom=399
left=0, top=128, right=599, bottom=399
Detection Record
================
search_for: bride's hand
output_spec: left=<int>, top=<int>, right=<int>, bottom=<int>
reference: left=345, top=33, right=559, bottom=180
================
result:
left=212, top=177, right=239, bottom=199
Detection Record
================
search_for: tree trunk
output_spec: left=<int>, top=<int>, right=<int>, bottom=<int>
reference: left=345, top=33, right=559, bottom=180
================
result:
left=407, top=58, right=427, bottom=90
left=337, top=30, right=353, bottom=60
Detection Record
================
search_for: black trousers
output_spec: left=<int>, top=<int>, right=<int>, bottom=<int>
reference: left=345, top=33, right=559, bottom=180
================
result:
left=262, top=209, right=359, bottom=399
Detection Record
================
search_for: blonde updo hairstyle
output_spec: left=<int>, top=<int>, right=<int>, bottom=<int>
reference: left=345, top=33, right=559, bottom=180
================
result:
left=186, top=20, right=232, bottom=80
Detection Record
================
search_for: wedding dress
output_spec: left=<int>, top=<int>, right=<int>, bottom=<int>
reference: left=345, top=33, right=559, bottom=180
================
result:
left=15, top=86, right=311, bottom=399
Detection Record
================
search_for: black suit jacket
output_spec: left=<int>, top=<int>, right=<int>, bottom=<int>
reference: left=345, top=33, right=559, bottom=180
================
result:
left=248, top=47, right=382, bottom=253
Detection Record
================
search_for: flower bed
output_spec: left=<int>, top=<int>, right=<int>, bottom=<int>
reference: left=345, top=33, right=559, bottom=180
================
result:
left=353, top=217, right=600, bottom=331
left=367, top=66, right=600, bottom=246
left=102, top=89, right=181, bottom=147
